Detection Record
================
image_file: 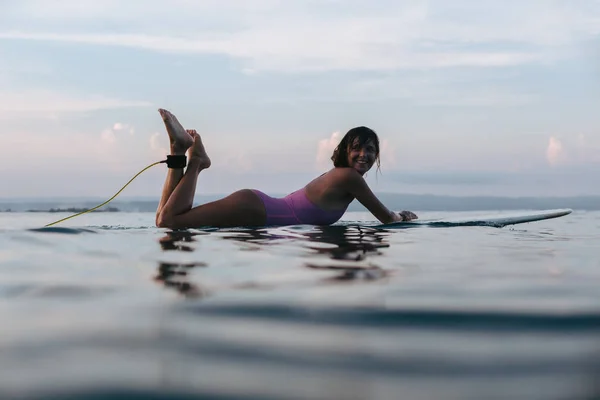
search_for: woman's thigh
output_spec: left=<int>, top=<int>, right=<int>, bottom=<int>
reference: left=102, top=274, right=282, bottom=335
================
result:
left=169, top=189, right=266, bottom=228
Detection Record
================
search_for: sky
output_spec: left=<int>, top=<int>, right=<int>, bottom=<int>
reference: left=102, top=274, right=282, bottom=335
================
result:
left=1, top=0, right=599, bottom=198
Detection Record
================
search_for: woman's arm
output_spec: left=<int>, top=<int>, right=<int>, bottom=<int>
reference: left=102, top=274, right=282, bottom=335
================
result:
left=340, top=169, right=415, bottom=224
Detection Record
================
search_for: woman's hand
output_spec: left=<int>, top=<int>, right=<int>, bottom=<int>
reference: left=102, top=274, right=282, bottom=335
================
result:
left=393, top=210, right=418, bottom=222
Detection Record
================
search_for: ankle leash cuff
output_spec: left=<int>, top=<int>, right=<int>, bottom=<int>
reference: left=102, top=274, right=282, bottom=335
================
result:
left=164, top=155, right=187, bottom=169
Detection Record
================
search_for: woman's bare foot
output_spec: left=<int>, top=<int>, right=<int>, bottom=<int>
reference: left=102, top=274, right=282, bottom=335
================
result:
left=158, top=108, right=194, bottom=154
left=187, top=130, right=211, bottom=170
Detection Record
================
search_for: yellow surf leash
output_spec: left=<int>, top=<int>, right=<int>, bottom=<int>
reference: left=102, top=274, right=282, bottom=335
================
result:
left=45, top=155, right=186, bottom=227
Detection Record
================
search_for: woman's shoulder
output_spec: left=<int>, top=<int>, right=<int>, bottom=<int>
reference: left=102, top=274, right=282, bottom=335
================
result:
left=315, top=168, right=363, bottom=189
left=328, top=167, right=362, bottom=181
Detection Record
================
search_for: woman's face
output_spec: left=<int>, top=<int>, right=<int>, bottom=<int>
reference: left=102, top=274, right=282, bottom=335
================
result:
left=347, top=138, right=377, bottom=175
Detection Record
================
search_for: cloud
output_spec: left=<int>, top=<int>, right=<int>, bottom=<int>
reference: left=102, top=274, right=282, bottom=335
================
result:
left=150, top=131, right=168, bottom=158
left=316, top=131, right=342, bottom=169
left=100, top=128, right=116, bottom=144
left=1, top=1, right=599, bottom=73
left=4, top=0, right=278, bottom=22
left=387, top=171, right=508, bottom=186
left=0, top=31, right=542, bottom=72
left=380, top=139, right=397, bottom=169
left=0, top=90, right=151, bottom=119
left=221, top=150, right=254, bottom=172
left=101, top=123, right=137, bottom=145
left=0, top=59, right=54, bottom=82
left=343, top=73, right=541, bottom=106
left=113, top=122, right=135, bottom=135
left=546, top=136, right=566, bottom=166
left=95, top=127, right=175, bottom=172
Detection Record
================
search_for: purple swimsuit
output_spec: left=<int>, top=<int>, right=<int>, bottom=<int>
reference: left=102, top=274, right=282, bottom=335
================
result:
left=251, top=188, right=347, bottom=226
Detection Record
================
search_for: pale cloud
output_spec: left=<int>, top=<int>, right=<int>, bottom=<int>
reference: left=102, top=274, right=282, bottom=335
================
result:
left=150, top=132, right=168, bottom=159
left=0, top=59, right=53, bottom=81
left=4, top=0, right=278, bottom=22
left=113, top=122, right=135, bottom=135
left=544, top=134, right=600, bottom=166
left=221, top=150, right=254, bottom=172
left=149, top=132, right=161, bottom=150
left=0, top=90, right=152, bottom=119
left=546, top=136, right=566, bottom=166
left=316, top=131, right=342, bottom=170
left=380, top=139, right=397, bottom=169
left=100, top=128, right=116, bottom=145
left=95, top=128, right=173, bottom=172
left=0, top=32, right=542, bottom=73
left=344, top=75, right=539, bottom=106
left=74, top=125, right=165, bottom=179
left=0, top=128, right=139, bottom=176
left=2, top=1, right=599, bottom=73
left=101, top=123, right=136, bottom=146
left=1, top=130, right=93, bottom=161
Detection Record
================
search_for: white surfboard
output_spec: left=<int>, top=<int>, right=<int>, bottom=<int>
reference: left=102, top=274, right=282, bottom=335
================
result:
left=374, top=209, right=573, bottom=228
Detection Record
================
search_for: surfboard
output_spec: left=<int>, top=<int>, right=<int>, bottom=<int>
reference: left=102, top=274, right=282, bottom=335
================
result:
left=372, top=208, right=573, bottom=229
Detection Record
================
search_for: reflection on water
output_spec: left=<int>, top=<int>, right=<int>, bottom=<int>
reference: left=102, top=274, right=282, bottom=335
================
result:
left=155, top=226, right=394, bottom=298
left=303, top=225, right=390, bottom=259
left=154, top=261, right=208, bottom=299
left=156, top=231, right=207, bottom=298
left=300, top=226, right=392, bottom=281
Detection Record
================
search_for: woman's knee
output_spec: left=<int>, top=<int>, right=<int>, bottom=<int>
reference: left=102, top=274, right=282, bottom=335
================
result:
left=156, top=212, right=175, bottom=229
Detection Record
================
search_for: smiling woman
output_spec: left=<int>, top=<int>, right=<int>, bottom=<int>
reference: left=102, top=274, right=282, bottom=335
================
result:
left=155, top=109, right=418, bottom=229
left=330, top=126, right=382, bottom=174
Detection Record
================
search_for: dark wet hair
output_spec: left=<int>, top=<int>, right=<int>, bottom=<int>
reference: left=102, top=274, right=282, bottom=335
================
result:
left=331, top=126, right=381, bottom=171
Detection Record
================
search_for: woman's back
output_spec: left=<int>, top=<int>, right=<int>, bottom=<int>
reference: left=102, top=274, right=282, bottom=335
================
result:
left=304, top=168, right=356, bottom=211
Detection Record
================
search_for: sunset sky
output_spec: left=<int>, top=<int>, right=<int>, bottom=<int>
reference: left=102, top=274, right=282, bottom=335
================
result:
left=1, top=0, right=599, bottom=198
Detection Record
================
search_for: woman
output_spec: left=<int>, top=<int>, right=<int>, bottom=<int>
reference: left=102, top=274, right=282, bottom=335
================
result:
left=155, top=108, right=417, bottom=229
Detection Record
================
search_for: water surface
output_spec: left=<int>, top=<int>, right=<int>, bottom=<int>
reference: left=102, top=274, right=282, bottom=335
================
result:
left=1, top=211, right=599, bottom=399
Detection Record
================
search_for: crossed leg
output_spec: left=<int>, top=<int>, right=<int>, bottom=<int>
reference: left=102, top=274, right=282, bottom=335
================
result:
left=155, top=109, right=266, bottom=229
left=155, top=108, right=194, bottom=223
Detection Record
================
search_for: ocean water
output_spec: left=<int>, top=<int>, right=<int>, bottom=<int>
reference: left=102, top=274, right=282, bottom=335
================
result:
left=1, top=210, right=599, bottom=400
